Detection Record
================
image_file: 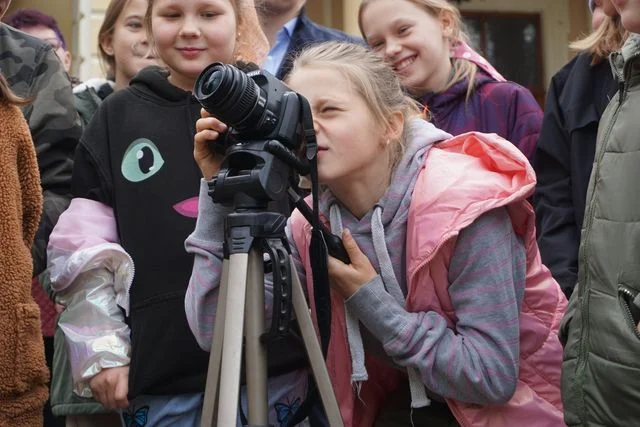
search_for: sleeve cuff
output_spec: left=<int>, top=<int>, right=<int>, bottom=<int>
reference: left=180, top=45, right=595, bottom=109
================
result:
left=192, top=179, right=233, bottom=243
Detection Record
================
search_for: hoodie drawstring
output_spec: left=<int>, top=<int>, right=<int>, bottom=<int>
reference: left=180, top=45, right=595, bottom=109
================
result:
left=330, top=203, right=431, bottom=409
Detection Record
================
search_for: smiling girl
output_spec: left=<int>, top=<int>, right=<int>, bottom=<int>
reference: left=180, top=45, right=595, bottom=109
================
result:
left=359, top=0, right=543, bottom=161
left=46, top=0, right=271, bottom=425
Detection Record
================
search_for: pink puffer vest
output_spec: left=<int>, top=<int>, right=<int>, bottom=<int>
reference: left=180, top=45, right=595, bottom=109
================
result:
left=290, top=132, right=567, bottom=427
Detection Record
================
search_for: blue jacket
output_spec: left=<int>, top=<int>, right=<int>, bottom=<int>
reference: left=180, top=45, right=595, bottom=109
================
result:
left=276, top=9, right=363, bottom=79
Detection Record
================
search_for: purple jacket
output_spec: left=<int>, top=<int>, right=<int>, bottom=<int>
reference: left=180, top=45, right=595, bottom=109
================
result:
left=421, top=70, right=542, bottom=160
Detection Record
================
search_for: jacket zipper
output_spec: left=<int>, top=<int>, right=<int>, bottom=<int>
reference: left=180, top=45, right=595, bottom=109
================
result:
left=574, top=64, right=628, bottom=424
left=619, top=285, right=640, bottom=340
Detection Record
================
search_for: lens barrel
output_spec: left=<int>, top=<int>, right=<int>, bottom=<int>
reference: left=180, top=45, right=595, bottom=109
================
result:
left=194, top=63, right=263, bottom=131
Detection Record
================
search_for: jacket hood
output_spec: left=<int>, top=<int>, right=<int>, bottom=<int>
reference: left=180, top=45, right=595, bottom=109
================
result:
left=319, top=118, right=451, bottom=232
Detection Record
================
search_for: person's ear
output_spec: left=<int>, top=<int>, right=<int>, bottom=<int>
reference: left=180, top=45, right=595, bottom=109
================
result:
left=100, top=34, right=115, bottom=57
left=385, top=110, right=405, bottom=143
left=61, top=50, right=73, bottom=73
left=439, top=11, right=454, bottom=38
left=0, top=0, right=13, bottom=20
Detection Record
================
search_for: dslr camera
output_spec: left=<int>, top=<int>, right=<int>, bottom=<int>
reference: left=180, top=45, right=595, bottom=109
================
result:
left=193, top=62, right=310, bottom=206
left=194, top=62, right=306, bottom=152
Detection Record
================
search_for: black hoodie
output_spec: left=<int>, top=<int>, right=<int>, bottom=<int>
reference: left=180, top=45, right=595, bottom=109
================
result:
left=72, top=66, right=209, bottom=397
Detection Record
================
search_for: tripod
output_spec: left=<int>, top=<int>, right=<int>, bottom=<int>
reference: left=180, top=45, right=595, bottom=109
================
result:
left=200, top=143, right=344, bottom=427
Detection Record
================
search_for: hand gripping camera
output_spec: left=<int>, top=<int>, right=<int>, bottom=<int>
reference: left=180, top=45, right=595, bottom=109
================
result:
left=194, top=62, right=310, bottom=207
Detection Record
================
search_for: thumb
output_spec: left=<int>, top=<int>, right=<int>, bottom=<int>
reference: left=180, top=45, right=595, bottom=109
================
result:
left=342, top=229, right=364, bottom=262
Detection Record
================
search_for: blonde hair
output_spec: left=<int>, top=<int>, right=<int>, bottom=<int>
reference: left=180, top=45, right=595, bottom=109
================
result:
left=359, top=0, right=477, bottom=99
left=570, top=14, right=627, bottom=65
left=288, top=41, right=424, bottom=171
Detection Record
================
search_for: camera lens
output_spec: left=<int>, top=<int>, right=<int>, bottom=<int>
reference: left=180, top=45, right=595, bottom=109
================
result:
left=194, top=63, right=262, bottom=131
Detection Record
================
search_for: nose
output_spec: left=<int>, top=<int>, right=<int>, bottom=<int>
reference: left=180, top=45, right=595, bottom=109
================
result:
left=179, top=15, right=201, bottom=38
left=385, top=39, right=401, bottom=59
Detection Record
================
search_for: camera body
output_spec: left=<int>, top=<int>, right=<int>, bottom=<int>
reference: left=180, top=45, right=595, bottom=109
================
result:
left=193, top=62, right=303, bottom=151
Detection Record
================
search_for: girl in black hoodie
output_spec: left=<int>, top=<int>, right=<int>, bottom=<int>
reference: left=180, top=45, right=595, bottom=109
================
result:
left=46, top=1, right=296, bottom=425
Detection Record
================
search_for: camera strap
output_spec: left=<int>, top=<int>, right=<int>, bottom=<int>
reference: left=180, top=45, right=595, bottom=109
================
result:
left=285, top=95, right=333, bottom=427
left=299, top=95, right=331, bottom=358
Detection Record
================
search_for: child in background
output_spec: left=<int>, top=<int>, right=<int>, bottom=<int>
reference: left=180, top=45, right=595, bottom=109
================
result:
left=187, top=41, right=566, bottom=427
left=358, top=0, right=542, bottom=161
left=46, top=0, right=278, bottom=425
left=47, top=1, right=159, bottom=425
left=533, top=0, right=626, bottom=298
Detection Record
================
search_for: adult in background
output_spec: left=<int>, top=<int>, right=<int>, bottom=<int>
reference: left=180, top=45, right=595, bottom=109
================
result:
left=257, top=0, right=361, bottom=79
left=4, top=8, right=77, bottom=83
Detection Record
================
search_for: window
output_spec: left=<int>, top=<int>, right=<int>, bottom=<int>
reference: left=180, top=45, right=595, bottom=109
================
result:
left=462, top=12, right=545, bottom=106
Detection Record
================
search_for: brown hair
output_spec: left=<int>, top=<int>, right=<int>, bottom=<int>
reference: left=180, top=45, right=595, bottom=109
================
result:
left=0, top=72, right=28, bottom=106
left=570, top=14, right=628, bottom=65
left=98, top=0, right=132, bottom=80
left=289, top=41, right=424, bottom=172
left=359, top=0, right=477, bottom=99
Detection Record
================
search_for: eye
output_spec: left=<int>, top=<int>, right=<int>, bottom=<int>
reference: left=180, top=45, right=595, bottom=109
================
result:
left=121, top=138, right=165, bottom=182
left=126, top=21, right=143, bottom=29
left=160, top=11, right=180, bottom=19
left=202, top=11, right=220, bottom=18
left=398, top=25, right=410, bottom=35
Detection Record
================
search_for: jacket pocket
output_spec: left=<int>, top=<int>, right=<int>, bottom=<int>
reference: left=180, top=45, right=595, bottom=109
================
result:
left=617, top=284, right=640, bottom=340
left=0, top=303, right=49, bottom=397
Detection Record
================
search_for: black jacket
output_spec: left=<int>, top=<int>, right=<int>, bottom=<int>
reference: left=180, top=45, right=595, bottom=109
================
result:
left=276, top=10, right=363, bottom=80
left=533, top=52, right=618, bottom=297
left=72, top=67, right=209, bottom=398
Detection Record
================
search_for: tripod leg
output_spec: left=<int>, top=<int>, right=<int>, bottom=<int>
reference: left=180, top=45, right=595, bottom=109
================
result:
left=290, top=259, right=345, bottom=427
left=244, top=248, right=268, bottom=424
left=217, top=253, right=250, bottom=426
left=201, top=259, right=230, bottom=427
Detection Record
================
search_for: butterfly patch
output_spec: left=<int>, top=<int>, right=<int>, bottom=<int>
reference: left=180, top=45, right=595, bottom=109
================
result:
left=274, top=397, right=301, bottom=427
left=122, top=405, right=149, bottom=427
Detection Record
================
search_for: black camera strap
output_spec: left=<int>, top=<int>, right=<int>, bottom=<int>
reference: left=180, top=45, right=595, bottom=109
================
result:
left=285, top=95, right=333, bottom=427
left=299, top=95, right=331, bottom=357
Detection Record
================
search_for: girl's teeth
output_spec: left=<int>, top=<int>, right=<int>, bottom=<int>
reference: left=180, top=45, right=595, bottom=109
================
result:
left=396, top=57, right=415, bottom=71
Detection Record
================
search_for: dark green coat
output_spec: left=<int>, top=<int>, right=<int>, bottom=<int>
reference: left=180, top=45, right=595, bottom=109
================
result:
left=560, top=34, right=640, bottom=426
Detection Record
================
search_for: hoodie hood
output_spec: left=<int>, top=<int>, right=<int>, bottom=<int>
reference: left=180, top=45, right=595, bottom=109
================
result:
left=319, top=118, right=450, bottom=289
left=319, top=118, right=450, bottom=406
left=129, top=65, right=199, bottom=104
